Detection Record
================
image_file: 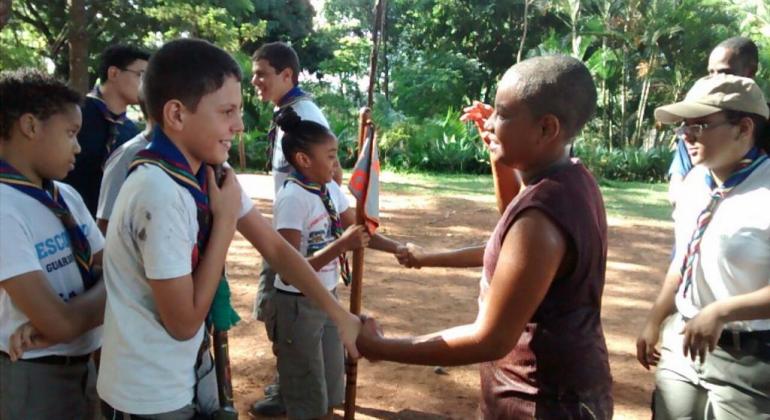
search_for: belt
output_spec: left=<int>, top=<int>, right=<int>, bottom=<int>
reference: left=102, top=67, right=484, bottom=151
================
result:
left=275, top=287, right=336, bottom=297
left=275, top=288, right=305, bottom=297
left=718, top=329, right=770, bottom=352
left=0, top=350, right=90, bottom=366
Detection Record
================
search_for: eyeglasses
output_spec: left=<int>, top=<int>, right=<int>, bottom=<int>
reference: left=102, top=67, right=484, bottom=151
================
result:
left=121, top=68, right=145, bottom=78
left=674, top=120, right=733, bottom=139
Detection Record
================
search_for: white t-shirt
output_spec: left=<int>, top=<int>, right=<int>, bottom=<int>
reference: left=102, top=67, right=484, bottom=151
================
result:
left=97, top=164, right=253, bottom=415
left=272, top=98, right=330, bottom=194
left=673, top=159, right=770, bottom=331
left=0, top=182, right=104, bottom=358
left=97, top=131, right=150, bottom=221
left=273, top=180, right=349, bottom=293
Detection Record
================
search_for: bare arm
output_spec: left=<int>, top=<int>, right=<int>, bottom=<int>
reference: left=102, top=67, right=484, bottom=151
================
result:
left=339, top=208, right=402, bottom=254
left=636, top=262, right=681, bottom=369
left=357, top=209, right=565, bottom=365
left=149, top=167, right=240, bottom=341
left=2, top=251, right=106, bottom=344
left=237, top=207, right=361, bottom=357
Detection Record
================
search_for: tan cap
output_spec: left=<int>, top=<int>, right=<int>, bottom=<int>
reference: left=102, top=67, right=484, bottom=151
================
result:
left=654, top=74, right=769, bottom=124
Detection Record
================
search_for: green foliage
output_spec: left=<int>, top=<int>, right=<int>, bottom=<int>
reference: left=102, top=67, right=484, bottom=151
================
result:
left=573, top=141, right=670, bottom=182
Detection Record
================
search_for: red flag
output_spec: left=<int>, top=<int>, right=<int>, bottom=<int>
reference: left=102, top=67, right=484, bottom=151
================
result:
left=348, top=124, right=380, bottom=234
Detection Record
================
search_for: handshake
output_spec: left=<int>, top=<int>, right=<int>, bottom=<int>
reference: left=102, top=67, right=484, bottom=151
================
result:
left=393, top=242, right=427, bottom=269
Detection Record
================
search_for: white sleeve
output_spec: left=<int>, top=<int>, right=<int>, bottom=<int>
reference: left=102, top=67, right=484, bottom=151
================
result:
left=328, top=182, right=350, bottom=214
left=97, top=151, right=130, bottom=221
left=0, top=211, right=41, bottom=281
left=274, top=188, right=308, bottom=232
left=135, top=188, right=194, bottom=280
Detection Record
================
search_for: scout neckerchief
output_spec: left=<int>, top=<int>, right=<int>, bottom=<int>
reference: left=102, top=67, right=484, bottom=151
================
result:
left=0, top=160, right=97, bottom=290
left=266, top=86, right=311, bottom=171
left=128, top=128, right=240, bottom=330
left=679, top=147, right=767, bottom=298
left=87, top=86, right=130, bottom=161
left=285, top=171, right=352, bottom=286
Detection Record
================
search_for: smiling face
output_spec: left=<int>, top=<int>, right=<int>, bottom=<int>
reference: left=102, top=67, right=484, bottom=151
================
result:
left=31, top=103, right=82, bottom=180
left=484, top=72, right=557, bottom=170
left=176, top=75, right=244, bottom=169
left=251, top=59, right=294, bottom=105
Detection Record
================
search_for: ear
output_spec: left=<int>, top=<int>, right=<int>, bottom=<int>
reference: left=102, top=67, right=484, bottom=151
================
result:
left=539, top=114, right=562, bottom=144
left=280, top=67, right=294, bottom=84
left=107, top=65, right=121, bottom=81
left=294, top=151, right=312, bottom=168
left=17, top=113, right=41, bottom=140
left=162, top=100, right=186, bottom=132
left=736, top=116, right=755, bottom=142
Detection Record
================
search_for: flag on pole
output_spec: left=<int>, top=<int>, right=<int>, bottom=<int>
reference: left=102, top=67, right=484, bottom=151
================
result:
left=348, top=124, right=380, bottom=234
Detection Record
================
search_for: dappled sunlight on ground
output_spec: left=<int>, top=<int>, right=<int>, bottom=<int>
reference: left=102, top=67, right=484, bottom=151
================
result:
left=229, top=173, right=668, bottom=419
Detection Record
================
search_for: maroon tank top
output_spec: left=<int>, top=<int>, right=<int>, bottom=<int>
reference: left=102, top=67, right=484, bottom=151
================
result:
left=478, top=160, right=613, bottom=418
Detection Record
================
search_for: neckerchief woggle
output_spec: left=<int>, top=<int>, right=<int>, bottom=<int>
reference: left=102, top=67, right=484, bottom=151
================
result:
left=0, top=160, right=97, bottom=291
left=679, top=146, right=767, bottom=298
left=266, top=86, right=311, bottom=171
left=285, top=171, right=352, bottom=286
left=128, top=127, right=240, bottom=330
left=87, top=86, right=129, bottom=160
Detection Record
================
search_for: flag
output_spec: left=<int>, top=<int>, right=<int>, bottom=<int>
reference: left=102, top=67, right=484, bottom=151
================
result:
left=348, top=124, right=380, bottom=234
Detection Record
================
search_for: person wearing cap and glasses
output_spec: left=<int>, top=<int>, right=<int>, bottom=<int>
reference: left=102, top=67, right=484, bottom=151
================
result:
left=636, top=74, right=770, bottom=419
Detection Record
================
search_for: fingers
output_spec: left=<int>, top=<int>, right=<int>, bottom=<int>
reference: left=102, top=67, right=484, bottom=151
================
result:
left=8, top=331, right=22, bottom=362
left=636, top=339, right=649, bottom=370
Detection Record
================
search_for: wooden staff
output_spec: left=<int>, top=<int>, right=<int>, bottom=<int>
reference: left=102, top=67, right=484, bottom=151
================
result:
left=212, top=164, right=238, bottom=420
left=345, top=1, right=386, bottom=418
left=344, top=108, right=372, bottom=420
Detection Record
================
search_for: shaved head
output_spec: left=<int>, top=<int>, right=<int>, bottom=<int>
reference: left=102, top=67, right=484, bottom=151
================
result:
left=501, top=55, right=597, bottom=139
left=708, top=37, right=759, bottom=78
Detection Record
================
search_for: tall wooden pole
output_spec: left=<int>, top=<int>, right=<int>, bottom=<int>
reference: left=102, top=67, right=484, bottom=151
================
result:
left=344, top=1, right=385, bottom=418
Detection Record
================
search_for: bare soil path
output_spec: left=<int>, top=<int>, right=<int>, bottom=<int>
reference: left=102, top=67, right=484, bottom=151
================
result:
left=227, top=173, right=670, bottom=419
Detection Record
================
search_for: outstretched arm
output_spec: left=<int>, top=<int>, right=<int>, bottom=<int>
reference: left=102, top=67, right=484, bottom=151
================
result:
left=357, top=208, right=566, bottom=365
left=237, top=207, right=362, bottom=358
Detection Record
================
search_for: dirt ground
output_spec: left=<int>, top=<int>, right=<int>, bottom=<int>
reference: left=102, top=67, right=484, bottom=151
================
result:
left=226, top=173, right=671, bottom=420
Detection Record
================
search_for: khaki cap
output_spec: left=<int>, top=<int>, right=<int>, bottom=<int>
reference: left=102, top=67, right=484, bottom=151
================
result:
left=655, top=74, right=769, bottom=124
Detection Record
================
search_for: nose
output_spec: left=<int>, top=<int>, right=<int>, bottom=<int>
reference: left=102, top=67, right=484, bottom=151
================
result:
left=73, top=137, right=82, bottom=154
left=233, top=113, right=245, bottom=134
left=251, top=74, right=259, bottom=87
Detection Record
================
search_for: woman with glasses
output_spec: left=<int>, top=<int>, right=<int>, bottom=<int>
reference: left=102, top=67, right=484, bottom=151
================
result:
left=636, top=74, right=770, bottom=419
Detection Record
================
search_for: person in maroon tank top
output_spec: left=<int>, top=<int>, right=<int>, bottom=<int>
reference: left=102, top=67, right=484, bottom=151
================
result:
left=357, top=55, right=613, bottom=419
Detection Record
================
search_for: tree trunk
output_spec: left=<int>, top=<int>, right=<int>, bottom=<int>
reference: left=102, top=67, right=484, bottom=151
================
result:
left=68, top=0, right=89, bottom=94
left=0, top=0, right=12, bottom=30
left=381, top=2, right=389, bottom=100
left=516, top=0, right=529, bottom=63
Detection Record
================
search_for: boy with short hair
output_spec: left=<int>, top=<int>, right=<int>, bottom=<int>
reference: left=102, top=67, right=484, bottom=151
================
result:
left=0, top=68, right=106, bottom=419
left=364, top=55, right=613, bottom=418
left=65, top=44, right=150, bottom=215
left=97, top=38, right=361, bottom=419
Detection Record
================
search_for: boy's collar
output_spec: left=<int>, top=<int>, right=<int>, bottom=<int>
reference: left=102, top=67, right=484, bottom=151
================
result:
left=276, top=85, right=308, bottom=108
left=148, top=126, right=206, bottom=182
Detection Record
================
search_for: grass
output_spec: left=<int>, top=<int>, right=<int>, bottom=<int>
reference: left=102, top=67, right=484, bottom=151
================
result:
left=377, top=170, right=671, bottom=223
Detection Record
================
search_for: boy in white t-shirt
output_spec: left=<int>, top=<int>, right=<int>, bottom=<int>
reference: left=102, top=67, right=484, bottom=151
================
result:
left=0, top=69, right=106, bottom=419
left=270, top=108, right=406, bottom=419
left=96, top=39, right=362, bottom=419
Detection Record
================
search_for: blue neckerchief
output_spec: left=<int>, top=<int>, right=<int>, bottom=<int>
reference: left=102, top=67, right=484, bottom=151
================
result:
left=277, top=86, right=308, bottom=107
left=86, top=86, right=129, bottom=125
left=704, top=147, right=766, bottom=190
